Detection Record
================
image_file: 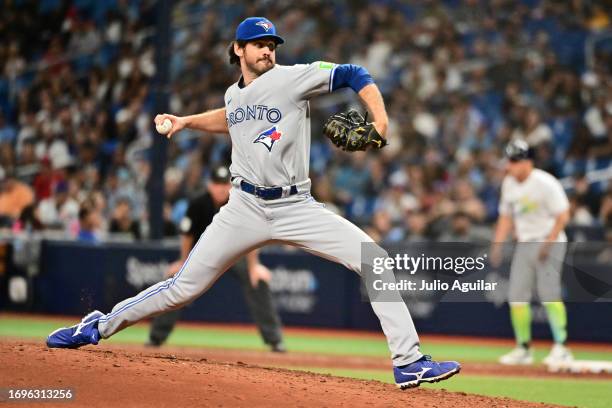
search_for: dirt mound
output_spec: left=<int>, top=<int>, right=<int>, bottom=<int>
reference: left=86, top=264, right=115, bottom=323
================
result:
left=0, top=340, right=555, bottom=407
left=132, top=344, right=612, bottom=381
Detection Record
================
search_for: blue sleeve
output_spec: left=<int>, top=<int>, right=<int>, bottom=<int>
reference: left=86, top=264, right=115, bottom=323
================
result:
left=331, top=64, right=374, bottom=93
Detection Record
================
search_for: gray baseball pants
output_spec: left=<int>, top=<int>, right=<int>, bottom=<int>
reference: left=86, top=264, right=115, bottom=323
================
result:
left=98, top=187, right=422, bottom=366
left=509, top=241, right=567, bottom=303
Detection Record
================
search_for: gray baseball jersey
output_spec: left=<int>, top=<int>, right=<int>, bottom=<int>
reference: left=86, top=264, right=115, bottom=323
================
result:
left=97, top=61, right=423, bottom=368
left=499, top=168, right=569, bottom=242
left=225, top=62, right=335, bottom=187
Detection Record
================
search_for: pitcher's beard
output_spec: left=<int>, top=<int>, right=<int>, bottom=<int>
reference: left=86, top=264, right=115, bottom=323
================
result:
left=246, top=59, right=274, bottom=77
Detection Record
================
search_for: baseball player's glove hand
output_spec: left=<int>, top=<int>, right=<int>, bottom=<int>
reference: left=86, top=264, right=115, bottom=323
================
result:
left=323, top=110, right=388, bottom=152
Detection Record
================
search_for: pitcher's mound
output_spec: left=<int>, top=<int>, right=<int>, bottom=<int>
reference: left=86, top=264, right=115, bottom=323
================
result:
left=0, top=340, right=551, bottom=407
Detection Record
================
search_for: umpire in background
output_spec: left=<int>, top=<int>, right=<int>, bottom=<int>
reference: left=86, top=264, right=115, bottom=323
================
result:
left=148, top=165, right=286, bottom=352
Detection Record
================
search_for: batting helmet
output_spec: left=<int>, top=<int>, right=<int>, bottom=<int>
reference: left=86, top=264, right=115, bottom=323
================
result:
left=504, top=139, right=532, bottom=161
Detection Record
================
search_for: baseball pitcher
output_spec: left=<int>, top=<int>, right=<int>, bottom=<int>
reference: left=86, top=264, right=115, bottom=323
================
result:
left=47, top=17, right=460, bottom=389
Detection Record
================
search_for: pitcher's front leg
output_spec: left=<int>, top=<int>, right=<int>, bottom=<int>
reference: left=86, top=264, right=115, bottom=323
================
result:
left=96, top=193, right=271, bottom=338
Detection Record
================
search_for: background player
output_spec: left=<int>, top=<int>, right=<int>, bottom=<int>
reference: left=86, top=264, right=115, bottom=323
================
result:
left=491, top=139, right=573, bottom=366
left=147, top=164, right=286, bottom=352
left=46, top=16, right=460, bottom=389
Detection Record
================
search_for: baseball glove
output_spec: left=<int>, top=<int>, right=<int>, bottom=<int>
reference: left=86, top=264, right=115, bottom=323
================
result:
left=323, top=110, right=388, bottom=152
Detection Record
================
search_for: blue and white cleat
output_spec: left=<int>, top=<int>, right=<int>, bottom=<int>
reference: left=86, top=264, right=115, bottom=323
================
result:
left=394, top=355, right=461, bottom=389
left=46, top=310, right=104, bottom=349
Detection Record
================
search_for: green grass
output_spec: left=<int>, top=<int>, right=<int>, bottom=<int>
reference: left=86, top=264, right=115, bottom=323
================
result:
left=2, top=316, right=611, bottom=363
left=288, top=367, right=612, bottom=408
left=419, top=343, right=612, bottom=363
left=2, top=316, right=612, bottom=408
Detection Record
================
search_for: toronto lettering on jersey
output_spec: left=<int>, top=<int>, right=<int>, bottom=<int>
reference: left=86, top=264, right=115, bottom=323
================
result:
left=226, top=105, right=283, bottom=128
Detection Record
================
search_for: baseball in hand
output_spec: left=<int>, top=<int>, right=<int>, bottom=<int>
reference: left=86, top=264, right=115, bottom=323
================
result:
left=156, top=118, right=173, bottom=135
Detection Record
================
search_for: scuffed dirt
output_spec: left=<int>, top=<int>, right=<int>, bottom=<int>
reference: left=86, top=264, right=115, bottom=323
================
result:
left=0, top=340, right=562, bottom=407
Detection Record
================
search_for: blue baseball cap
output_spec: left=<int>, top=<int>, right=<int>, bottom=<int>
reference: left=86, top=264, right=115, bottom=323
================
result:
left=235, top=17, right=284, bottom=44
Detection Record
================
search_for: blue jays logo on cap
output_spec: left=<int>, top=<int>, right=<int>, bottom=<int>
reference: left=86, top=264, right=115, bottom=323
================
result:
left=254, top=126, right=283, bottom=152
left=236, top=17, right=285, bottom=44
left=256, top=21, right=272, bottom=32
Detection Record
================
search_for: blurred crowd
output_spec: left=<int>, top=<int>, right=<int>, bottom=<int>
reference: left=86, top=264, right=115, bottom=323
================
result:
left=0, top=0, right=611, bottom=244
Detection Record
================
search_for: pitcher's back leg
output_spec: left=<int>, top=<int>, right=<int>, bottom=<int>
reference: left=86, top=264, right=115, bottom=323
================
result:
left=273, top=199, right=422, bottom=366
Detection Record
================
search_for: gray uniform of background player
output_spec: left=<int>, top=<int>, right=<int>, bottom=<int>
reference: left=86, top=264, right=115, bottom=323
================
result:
left=97, top=62, right=423, bottom=367
left=499, top=168, right=569, bottom=302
